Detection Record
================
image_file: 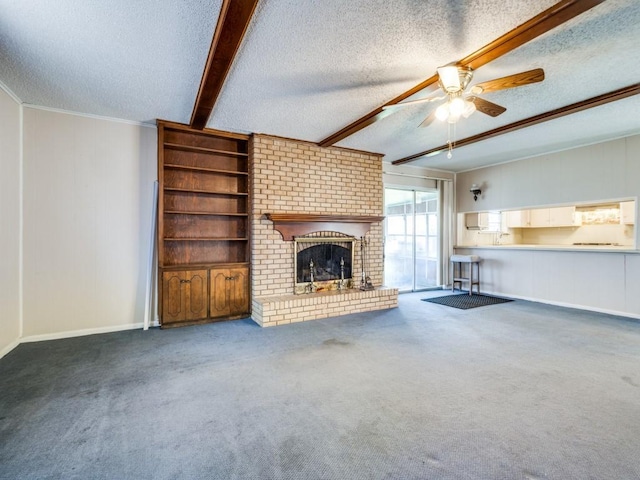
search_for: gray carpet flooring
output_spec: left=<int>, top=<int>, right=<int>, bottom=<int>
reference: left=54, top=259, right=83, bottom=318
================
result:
left=1, top=292, right=639, bottom=480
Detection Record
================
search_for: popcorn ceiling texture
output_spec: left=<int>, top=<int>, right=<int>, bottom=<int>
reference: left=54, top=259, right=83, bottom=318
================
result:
left=2, top=1, right=640, bottom=172
left=250, top=134, right=397, bottom=326
left=210, top=0, right=640, bottom=171
left=0, top=0, right=221, bottom=124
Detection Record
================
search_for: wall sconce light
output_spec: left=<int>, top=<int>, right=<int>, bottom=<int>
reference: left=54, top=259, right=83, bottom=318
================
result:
left=470, top=184, right=482, bottom=201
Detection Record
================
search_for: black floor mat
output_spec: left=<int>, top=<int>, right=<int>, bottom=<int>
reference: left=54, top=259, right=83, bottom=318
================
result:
left=422, top=294, right=513, bottom=310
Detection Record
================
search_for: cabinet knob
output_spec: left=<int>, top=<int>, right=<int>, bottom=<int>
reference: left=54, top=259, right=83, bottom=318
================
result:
left=180, top=279, right=191, bottom=284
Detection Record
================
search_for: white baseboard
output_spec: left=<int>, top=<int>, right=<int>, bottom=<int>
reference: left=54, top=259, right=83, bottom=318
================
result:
left=1, top=322, right=157, bottom=360
left=483, top=289, right=640, bottom=321
left=0, top=339, right=21, bottom=360
left=3, top=293, right=637, bottom=360
left=20, top=322, right=147, bottom=344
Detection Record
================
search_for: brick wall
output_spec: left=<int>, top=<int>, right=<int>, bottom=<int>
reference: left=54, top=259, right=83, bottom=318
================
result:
left=250, top=134, right=397, bottom=326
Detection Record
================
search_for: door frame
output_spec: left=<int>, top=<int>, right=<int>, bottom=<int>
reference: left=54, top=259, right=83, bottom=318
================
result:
left=383, top=186, right=441, bottom=293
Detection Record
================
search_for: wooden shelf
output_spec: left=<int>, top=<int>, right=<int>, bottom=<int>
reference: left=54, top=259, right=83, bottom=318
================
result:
left=265, top=213, right=385, bottom=240
left=164, top=142, right=248, bottom=157
left=164, top=187, right=248, bottom=196
left=162, top=262, right=249, bottom=270
left=158, top=121, right=251, bottom=326
left=164, top=237, right=249, bottom=241
left=164, top=210, right=248, bottom=216
left=164, top=163, right=248, bottom=176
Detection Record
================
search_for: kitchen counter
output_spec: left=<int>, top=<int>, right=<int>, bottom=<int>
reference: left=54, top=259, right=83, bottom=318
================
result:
left=454, top=244, right=639, bottom=254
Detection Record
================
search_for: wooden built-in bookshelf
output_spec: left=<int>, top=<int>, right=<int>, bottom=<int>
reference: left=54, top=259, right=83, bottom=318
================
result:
left=157, top=120, right=250, bottom=327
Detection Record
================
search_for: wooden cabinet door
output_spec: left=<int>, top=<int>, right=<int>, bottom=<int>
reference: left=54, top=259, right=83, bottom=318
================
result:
left=209, top=268, right=231, bottom=319
left=209, top=267, right=250, bottom=319
left=229, top=267, right=249, bottom=316
left=162, top=270, right=208, bottom=324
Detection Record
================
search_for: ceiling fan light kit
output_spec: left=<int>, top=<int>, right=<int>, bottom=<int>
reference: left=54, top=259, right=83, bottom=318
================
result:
left=437, top=65, right=473, bottom=93
left=463, top=99, right=477, bottom=118
left=387, top=66, right=545, bottom=123
left=435, top=94, right=477, bottom=124
left=387, top=64, right=546, bottom=158
left=437, top=65, right=461, bottom=92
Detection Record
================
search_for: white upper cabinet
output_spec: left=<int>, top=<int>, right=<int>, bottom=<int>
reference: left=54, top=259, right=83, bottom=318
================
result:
left=549, top=206, right=581, bottom=227
left=465, top=212, right=489, bottom=229
left=505, top=210, right=529, bottom=228
left=620, top=201, right=635, bottom=225
left=529, top=208, right=550, bottom=227
left=505, top=206, right=581, bottom=228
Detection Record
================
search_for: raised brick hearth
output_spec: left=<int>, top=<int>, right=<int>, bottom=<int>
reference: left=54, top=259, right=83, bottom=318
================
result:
left=252, top=288, right=398, bottom=327
left=250, top=134, right=398, bottom=326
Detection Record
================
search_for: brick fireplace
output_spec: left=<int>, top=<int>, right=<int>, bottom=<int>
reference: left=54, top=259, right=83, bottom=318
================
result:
left=250, top=134, right=398, bottom=326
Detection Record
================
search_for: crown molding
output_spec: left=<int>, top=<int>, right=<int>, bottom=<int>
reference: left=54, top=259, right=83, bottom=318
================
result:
left=22, top=104, right=156, bottom=128
left=0, top=80, right=22, bottom=104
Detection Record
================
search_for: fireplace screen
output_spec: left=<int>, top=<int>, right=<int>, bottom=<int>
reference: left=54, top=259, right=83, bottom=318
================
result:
left=294, top=236, right=355, bottom=294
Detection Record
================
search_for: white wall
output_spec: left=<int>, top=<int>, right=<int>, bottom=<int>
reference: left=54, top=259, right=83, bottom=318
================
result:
left=456, top=135, right=640, bottom=213
left=0, top=87, right=22, bottom=356
left=22, top=108, right=157, bottom=339
left=455, top=134, right=640, bottom=318
left=455, top=247, right=640, bottom=318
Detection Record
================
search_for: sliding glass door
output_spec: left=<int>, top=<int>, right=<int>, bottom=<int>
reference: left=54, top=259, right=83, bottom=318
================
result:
left=384, top=188, right=439, bottom=292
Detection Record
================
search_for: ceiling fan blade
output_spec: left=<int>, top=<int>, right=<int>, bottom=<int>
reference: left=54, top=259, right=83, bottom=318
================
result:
left=418, top=110, right=437, bottom=128
left=470, top=68, right=544, bottom=95
left=382, top=94, right=445, bottom=111
left=471, top=97, right=506, bottom=117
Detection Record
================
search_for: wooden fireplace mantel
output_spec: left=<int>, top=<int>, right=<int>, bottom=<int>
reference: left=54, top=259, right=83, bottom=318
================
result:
left=265, top=213, right=385, bottom=241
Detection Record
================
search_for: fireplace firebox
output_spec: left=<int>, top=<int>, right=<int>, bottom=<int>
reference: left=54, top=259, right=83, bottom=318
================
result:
left=294, top=236, right=355, bottom=294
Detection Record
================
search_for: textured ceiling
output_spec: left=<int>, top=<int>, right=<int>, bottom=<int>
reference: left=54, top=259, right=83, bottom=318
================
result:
left=0, top=0, right=221, bottom=124
left=1, top=0, right=639, bottom=172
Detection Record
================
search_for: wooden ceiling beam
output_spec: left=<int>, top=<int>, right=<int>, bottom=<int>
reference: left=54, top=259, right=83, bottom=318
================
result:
left=190, top=0, right=260, bottom=130
left=458, top=0, right=605, bottom=70
left=318, top=0, right=606, bottom=147
left=391, top=83, right=640, bottom=165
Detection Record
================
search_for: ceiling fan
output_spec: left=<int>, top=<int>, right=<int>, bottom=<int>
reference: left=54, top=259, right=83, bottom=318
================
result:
left=383, top=65, right=545, bottom=127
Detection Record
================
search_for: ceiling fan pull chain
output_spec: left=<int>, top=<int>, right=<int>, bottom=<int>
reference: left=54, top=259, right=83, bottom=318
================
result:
left=453, top=121, right=457, bottom=149
left=447, top=122, right=454, bottom=159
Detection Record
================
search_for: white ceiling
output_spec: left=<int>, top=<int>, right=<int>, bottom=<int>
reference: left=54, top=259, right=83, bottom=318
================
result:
left=1, top=0, right=639, bottom=172
left=0, top=0, right=221, bottom=124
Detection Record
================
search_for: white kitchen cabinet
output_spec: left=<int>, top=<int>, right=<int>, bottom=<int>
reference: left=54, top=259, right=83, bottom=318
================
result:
left=549, top=206, right=581, bottom=227
left=465, top=212, right=489, bottom=229
left=529, top=208, right=550, bottom=227
left=505, top=210, right=529, bottom=228
left=507, top=207, right=581, bottom=228
left=620, top=201, right=635, bottom=225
